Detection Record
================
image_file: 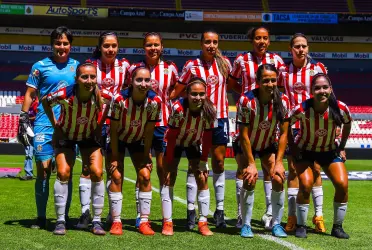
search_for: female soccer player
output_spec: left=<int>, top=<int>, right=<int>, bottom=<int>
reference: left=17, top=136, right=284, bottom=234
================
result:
left=228, top=26, right=286, bottom=229
left=42, top=63, right=110, bottom=236
left=237, top=64, right=290, bottom=238
left=76, top=31, right=131, bottom=230
left=160, top=77, right=216, bottom=236
left=18, top=26, right=79, bottom=229
left=109, top=66, right=161, bottom=235
left=171, top=30, right=232, bottom=229
left=129, top=32, right=179, bottom=228
left=289, top=73, right=351, bottom=239
left=279, top=33, right=328, bottom=233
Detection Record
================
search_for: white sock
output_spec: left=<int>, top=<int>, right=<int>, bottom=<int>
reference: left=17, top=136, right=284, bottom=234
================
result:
left=106, top=179, right=111, bottom=195
left=296, top=203, right=310, bottom=226
left=139, top=191, right=152, bottom=223
left=287, top=188, right=298, bottom=217
left=91, top=180, right=104, bottom=222
left=161, top=185, right=172, bottom=222
left=236, top=178, right=243, bottom=217
left=186, top=173, right=197, bottom=210
left=79, top=177, right=91, bottom=214
left=135, top=187, right=140, bottom=217
left=312, top=186, right=324, bottom=217
left=213, top=171, right=225, bottom=211
left=271, top=190, right=285, bottom=226
left=240, top=188, right=254, bottom=226
left=264, top=181, right=272, bottom=215
left=54, top=179, right=68, bottom=222
left=334, top=202, right=347, bottom=225
left=109, top=191, right=123, bottom=222
left=197, top=189, right=210, bottom=222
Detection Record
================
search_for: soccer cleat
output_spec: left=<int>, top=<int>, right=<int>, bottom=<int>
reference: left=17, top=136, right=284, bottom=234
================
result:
left=236, top=215, right=243, bottom=229
left=76, top=209, right=91, bottom=230
left=186, top=209, right=197, bottom=230
left=240, top=224, right=254, bottom=238
left=198, top=221, right=213, bottom=236
left=331, top=224, right=349, bottom=239
left=162, top=221, right=174, bottom=236
left=139, top=221, right=155, bottom=235
left=19, top=175, right=33, bottom=181
left=92, top=221, right=106, bottom=236
left=213, top=209, right=227, bottom=228
left=295, top=225, right=307, bottom=238
left=261, top=213, right=273, bottom=230
left=53, top=221, right=66, bottom=236
left=272, top=224, right=288, bottom=238
left=135, top=216, right=141, bottom=228
left=109, top=221, right=123, bottom=235
left=285, top=215, right=297, bottom=232
left=31, top=216, right=46, bottom=229
left=312, top=215, right=326, bottom=233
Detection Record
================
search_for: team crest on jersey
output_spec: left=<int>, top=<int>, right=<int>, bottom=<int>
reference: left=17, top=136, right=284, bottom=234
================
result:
left=70, top=66, right=75, bottom=72
left=118, top=66, right=123, bottom=73
left=293, top=82, right=306, bottom=94
left=270, top=58, right=275, bottom=64
left=187, top=128, right=197, bottom=134
left=37, top=144, right=43, bottom=152
left=130, top=120, right=142, bottom=127
left=310, top=70, right=315, bottom=76
left=102, top=78, right=115, bottom=88
left=32, top=69, right=40, bottom=77
left=259, top=121, right=271, bottom=130
left=315, top=128, right=327, bottom=137
left=77, top=117, right=88, bottom=125
left=207, top=75, right=219, bottom=85
left=164, top=68, right=169, bottom=75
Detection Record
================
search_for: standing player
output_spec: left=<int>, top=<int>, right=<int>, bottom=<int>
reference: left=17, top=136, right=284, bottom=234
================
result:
left=171, top=30, right=232, bottom=229
left=289, top=73, right=352, bottom=239
left=42, top=63, right=110, bottom=235
left=109, top=66, right=161, bottom=235
left=129, top=32, right=179, bottom=228
left=228, top=26, right=286, bottom=229
left=76, top=31, right=131, bottom=230
left=279, top=33, right=328, bottom=234
left=237, top=64, right=289, bottom=238
left=161, top=78, right=216, bottom=236
left=17, top=26, right=79, bottom=229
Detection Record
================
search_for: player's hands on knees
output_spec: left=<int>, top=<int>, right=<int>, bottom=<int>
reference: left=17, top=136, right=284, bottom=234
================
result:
left=242, top=163, right=258, bottom=185
left=141, top=156, right=153, bottom=171
left=272, top=161, right=286, bottom=183
left=337, top=149, right=347, bottom=162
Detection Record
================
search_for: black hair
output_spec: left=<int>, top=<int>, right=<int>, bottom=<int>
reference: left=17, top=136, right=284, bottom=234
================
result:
left=256, top=64, right=285, bottom=122
left=92, top=31, right=118, bottom=59
left=185, top=77, right=217, bottom=123
left=200, top=29, right=230, bottom=79
left=311, top=73, right=345, bottom=127
left=50, top=26, right=73, bottom=47
left=247, top=26, right=270, bottom=42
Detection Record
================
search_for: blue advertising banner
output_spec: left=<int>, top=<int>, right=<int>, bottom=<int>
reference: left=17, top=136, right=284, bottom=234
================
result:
left=262, top=13, right=338, bottom=24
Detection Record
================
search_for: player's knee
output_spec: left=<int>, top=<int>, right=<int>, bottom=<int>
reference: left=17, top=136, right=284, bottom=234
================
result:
left=90, top=168, right=103, bottom=182
left=272, top=174, right=284, bottom=187
left=334, top=180, right=348, bottom=196
left=111, top=171, right=122, bottom=186
left=57, top=169, right=70, bottom=182
left=139, top=169, right=151, bottom=186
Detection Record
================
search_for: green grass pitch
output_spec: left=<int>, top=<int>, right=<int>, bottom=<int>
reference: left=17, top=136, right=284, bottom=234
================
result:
left=0, top=155, right=371, bottom=249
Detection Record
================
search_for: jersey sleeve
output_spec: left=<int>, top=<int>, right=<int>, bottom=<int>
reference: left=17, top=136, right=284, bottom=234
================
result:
left=282, top=94, right=291, bottom=119
left=45, top=86, right=73, bottom=107
left=223, top=56, right=233, bottom=73
left=236, top=95, right=251, bottom=124
left=289, top=104, right=304, bottom=125
left=26, top=62, right=42, bottom=89
left=121, top=58, right=131, bottom=82
left=316, top=62, right=328, bottom=74
left=148, top=95, right=162, bottom=122
left=178, top=60, right=194, bottom=85
left=338, top=101, right=352, bottom=124
left=230, top=54, right=244, bottom=79
left=169, top=62, right=180, bottom=87
left=168, top=100, right=184, bottom=128
left=110, top=94, right=124, bottom=121
left=275, top=54, right=286, bottom=72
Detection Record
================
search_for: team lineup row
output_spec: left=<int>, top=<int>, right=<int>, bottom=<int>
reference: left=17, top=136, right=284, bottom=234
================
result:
left=17, top=26, right=351, bottom=239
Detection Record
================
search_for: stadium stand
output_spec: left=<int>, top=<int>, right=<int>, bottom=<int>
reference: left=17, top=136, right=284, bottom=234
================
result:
left=2, top=0, right=80, bottom=5
left=181, top=0, right=262, bottom=11
left=268, top=0, right=349, bottom=13
left=354, top=0, right=372, bottom=13
left=88, top=0, right=175, bottom=8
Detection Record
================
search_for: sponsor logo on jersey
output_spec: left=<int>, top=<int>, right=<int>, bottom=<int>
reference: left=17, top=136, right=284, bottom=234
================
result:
left=77, top=117, right=88, bottom=125
left=259, top=121, right=271, bottom=130
left=315, top=128, right=327, bottom=137
left=102, top=77, right=115, bottom=88
left=35, top=133, right=45, bottom=143
left=293, top=82, right=306, bottom=93
left=130, top=120, right=141, bottom=127
left=207, top=75, right=219, bottom=85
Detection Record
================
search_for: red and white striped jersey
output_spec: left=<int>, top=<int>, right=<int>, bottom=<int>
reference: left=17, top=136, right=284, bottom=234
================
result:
left=86, top=58, right=131, bottom=95
left=46, top=85, right=112, bottom=141
left=128, top=60, right=179, bottom=127
left=230, top=52, right=285, bottom=93
left=289, top=99, right=352, bottom=152
left=237, top=90, right=290, bottom=151
left=111, top=88, right=162, bottom=143
left=167, top=98, right=212, bottom=147
left=178, top=57, right=232, bottom=119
